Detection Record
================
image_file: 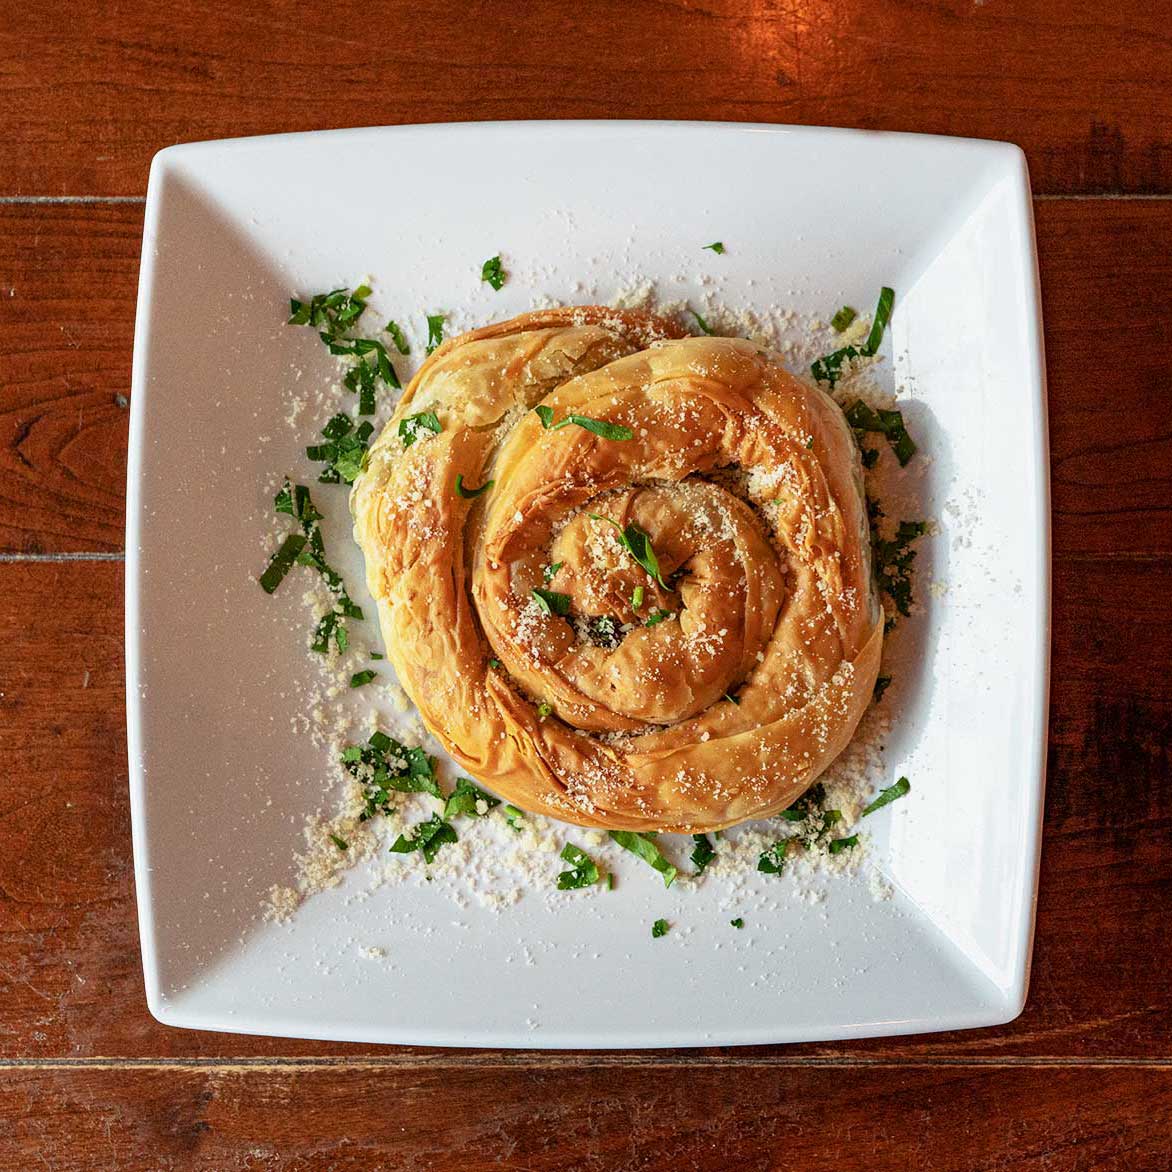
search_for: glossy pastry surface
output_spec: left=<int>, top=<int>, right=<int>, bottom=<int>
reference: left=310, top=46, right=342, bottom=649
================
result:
left=352, top=308, right=881, bottom=831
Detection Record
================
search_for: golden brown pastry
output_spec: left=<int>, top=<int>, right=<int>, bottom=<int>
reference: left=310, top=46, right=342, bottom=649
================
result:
left=351, top=307, right=882, bottom=832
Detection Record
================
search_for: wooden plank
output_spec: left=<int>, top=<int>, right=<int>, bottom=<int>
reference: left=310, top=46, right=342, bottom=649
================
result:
left=2, top=1, right=1172, bottom=196
left=1, top=1063, right=1169, bottom=1169
left=1, top=198, right=1171, bottom=557
left=0, top=557, right=1168, bottom=1060
left=0, top=203, right=138, bottom=554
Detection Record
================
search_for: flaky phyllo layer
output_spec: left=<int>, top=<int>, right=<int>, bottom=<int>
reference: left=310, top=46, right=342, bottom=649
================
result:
left=351, top=308, right=881, bottom=831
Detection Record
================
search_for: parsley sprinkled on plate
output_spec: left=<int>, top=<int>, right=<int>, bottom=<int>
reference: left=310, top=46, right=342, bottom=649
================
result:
left=757, top=840, right=788, bottom=874
left=342, top=730, right=441, bottom=818
left=289, top=285, right=403, bottom=411
left=323, top=335, right=401, bottom=392
left=503, top=805, right=525, bottom=831
left=811, top=286, right=894, bottom=388
left=690, top=833, right=716, bottom=875
left=828, top=834, right=859, bottom=855
left=425, top=313, right=446, bottom=354
left=651, top=918, right=670, bottom=937
left=261, top=480, right=362, bottom=652
left=349, top=669, right=378, bottom=688
left=830, top=305, right=857, bottom=333
left=389, top=814, right=458, bottom=864
left=845, top=400, right=917, bottom=466
left=645, top=608, right=673, bottom=627
left=288, top=285, right=369, bottom=334
left=444, top=778, right=500, bottom=820
left=543, top=562, right=563, bottom=583
left=385, top=319, right=410, bottom=355
left=557, top=843, right=601, bottom=889
left=481, top=255, right=506, bottom=290
left=702, top=241, right=725, bottom=254
left=631, top=584, right=644, bottom=609
left=609, top=831, right=677, bottom=887
left=874, top=519, right=928, bottom=619
left=258, top=533, right=307, bottom=595
left=329, top=833, right=349, bottom=852
left=306, top=415, right=374, bottom=484
left=862, top=777, right=910, bottom=816
left=730, top=917, right=744, bottom=929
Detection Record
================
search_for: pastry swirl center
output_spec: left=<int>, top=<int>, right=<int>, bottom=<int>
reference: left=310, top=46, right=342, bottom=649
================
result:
left=482, top=480, right=784, bottom=731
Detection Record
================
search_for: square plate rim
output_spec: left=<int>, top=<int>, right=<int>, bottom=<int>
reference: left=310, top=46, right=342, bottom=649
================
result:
left=126, top=119, right=1051, bottom=1048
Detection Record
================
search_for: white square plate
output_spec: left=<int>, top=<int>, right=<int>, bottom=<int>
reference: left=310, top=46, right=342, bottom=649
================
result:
left=128, top=121, right=1049, bottom=1047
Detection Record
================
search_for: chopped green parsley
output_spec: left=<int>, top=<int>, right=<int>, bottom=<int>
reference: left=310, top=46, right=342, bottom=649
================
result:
left=757, top=840, right=788, bottom=874
left=845, top=400, right=917, bottom=466
left=480, top=255, right=506, bottom=290
left=389, top=814, right=458, bottom=864
left=385, top=319, right=410, bottom=355
left=690, top=833, right=716, bottom=875
left=609, top=831, right=677, bottom=887
left=557, top=843, right=601, bottom=889
left=651, top=918, right=670, bottom=937
left=532, top=588, right=571, bottom=616
left=690, top=307, right=714, bottom=335
left=873, top=518, right=928, bottom=619
left=828, top=834, right=859, bottom=855
left=262, top=480, right=362, bottom=652
left=830, top=305, right=857, bottom=333
left=306, top=415, right=374, bottom=484
left=342, top=730, right=441, bottom=820
left=399, top=411, right=442, bottom=448
left=862, top=777, right=910, bottom=816
left=454, top=473, right=494, bottom=498
left=533, top=405, right=634, bottom=441
left=810, top=286, right=894, bottom=387
left=588, top=514, right=669, bottom=589
left=425, top=313, right=446, bottom=354
left=443, top=777, right=501, bottom=820
left=258, top=533, right=307, bottom=594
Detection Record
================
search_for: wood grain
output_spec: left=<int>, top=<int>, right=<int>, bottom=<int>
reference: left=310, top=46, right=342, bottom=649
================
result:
left=1, top=1063, right=1170, bottom=1170
left=0, top=555, right=1167, bottom=1060
left=1, top=199, right=1171, bottom=557
left=2, top=1, right=1172, bottom=197
left=0, top=204, right=137, bottom=554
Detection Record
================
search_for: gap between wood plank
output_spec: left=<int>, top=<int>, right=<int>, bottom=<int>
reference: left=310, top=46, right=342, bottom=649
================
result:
left=1, top=1056, right=1169, bottom=1071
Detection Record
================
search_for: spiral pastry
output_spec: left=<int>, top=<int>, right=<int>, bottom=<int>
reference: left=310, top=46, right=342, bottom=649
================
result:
left=351, top=308, right=882, bottom=831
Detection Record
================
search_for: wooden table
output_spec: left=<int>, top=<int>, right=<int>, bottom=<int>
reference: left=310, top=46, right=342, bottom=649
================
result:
left=2, top=2, right=1170, bottom=1167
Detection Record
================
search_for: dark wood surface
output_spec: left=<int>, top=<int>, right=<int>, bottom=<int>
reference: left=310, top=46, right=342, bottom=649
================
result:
left=1, top=1, right=1170, bottom=1167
